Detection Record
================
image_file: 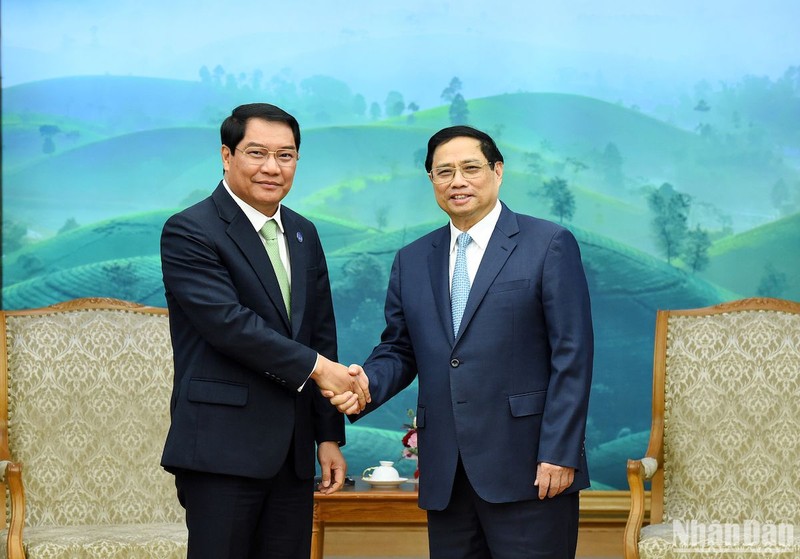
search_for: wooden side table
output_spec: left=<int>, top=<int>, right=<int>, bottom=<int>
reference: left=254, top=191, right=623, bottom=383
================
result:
left=312, top=481, right=426, bottom=559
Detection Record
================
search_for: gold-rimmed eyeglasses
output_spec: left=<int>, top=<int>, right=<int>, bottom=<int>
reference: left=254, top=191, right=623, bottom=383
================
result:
left=428, top=162, right=491, bottom=184
left=236, top=147, right=299, bottom=167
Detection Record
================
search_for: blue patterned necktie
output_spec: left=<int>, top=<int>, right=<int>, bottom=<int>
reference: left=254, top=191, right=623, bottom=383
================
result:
left=260, top=220, right=291, bottom=316
left=451, top=232, right=472, bottom=336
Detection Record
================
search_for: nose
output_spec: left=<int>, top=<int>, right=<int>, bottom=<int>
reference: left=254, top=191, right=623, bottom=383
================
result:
left=259, top=153, right=281, bottom=173
left=450, top=167, right=470, bottom=186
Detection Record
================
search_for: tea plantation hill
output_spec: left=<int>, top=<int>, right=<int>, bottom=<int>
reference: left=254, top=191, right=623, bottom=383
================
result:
left=6, top=76, right=793, bottom=242
left=699, top=212, right=800, bottom=301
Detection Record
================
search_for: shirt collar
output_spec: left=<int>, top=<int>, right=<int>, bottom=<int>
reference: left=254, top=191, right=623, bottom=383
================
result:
left=449, top=200, right=502, bottom=252
left=222, top=179, right=285, bottom=234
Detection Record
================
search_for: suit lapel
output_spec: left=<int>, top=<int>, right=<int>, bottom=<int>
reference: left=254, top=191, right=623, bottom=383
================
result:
left=455, top=205, right=519, bottom=344
left=427, top=227, right=455, bottom=345
left=213, top=185, right=291, bottom=332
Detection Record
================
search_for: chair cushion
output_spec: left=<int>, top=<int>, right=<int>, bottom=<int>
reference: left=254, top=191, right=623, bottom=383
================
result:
left=639, top=522, right=799, bottom=559
left=0, top=523, right=187, bottom=559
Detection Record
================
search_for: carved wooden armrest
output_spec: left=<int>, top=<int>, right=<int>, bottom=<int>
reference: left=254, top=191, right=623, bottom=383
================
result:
left=623, top=457, right=658, bottom=559
left=0, top=460, right=26, bottom=559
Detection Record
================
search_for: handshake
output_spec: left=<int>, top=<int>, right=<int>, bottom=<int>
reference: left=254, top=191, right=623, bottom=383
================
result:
left=311, top=355, right=370, bottom=415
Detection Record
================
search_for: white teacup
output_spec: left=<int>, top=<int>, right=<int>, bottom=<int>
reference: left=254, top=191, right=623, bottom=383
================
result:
left=362, top=461, right=400, bottom=481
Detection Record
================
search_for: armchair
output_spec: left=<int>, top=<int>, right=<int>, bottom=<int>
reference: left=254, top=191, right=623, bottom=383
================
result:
left=625, top=297, right=800, bottom=558
left=0, top=298, right=187, bottom=558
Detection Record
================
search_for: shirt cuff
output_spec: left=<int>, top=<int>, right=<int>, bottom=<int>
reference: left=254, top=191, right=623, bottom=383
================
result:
left=299, top=354, right=319, bottom=392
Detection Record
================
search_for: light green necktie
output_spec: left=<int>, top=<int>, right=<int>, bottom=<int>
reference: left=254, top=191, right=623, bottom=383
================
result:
left=260, top=219, right=291, bottom=316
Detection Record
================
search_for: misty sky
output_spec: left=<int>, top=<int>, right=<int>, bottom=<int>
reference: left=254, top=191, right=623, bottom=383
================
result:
left=3, top=0, right=799, bottom=108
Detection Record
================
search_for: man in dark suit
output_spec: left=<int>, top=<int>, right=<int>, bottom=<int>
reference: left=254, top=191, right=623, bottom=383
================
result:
left=331, top=126, right=593, bottom=558
left=160, top=103, right=367, bottom=559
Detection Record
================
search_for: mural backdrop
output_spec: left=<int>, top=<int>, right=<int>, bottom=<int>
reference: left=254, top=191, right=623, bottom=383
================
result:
left=3, top=0, right=799, bottom=489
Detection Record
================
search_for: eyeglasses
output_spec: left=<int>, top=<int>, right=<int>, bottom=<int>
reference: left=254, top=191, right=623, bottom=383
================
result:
left=236, top=147, right=299, bottom=167
left=429, top=162, right=491, bottom=184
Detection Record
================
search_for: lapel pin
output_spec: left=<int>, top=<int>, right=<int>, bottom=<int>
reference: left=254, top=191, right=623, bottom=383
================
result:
left=296, top=231, right=304, bottom=243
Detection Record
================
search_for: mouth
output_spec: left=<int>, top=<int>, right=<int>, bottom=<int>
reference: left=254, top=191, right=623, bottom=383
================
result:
left=450, top=194, right=472, bottom=202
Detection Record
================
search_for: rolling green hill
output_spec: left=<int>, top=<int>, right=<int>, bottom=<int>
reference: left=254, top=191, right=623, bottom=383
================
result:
left=7, top=83, right=794, bottom=243
left=3, top=209, right=378, bottom=290
left=700, top=212, right=800, bottom=301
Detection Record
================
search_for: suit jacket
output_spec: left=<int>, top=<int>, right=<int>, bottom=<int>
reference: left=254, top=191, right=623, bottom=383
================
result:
left=160, top=183, right=343, bottom=480
left=356, top=203, right=593, bottom=510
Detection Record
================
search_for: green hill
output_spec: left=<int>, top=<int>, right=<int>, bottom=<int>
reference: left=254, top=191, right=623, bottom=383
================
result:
left=3, top=209, right=377, bottom=291
left=1, top=256, right=166, bottom=310
left=6, top=88, right=794, bottom=250
left=700, top=212, right=800, bottom=301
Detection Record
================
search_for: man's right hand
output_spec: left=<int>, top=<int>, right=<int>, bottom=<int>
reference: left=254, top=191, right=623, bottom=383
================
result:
left=312, top=356, right=370, bottom=412
left=320, top=364, right=370, bottom=415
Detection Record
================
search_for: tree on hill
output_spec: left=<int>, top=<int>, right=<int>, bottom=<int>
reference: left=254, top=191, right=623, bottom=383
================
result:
left=198, top=65, right=211, bottom=84
left=441, top=77, right=462, bottom=102
left=369, top=102, right=382, bottom=121
left=3, top=219, right=29, bottom=253
left=770, top=178, right=800, bottom=216
left=647, top=183, right=691, bottom=264
left=102, top=262, right=140, bottom=301
left=212, top=65, right=225, bottom=87
left=332, top=254, right=387, bottom=360
left=600, top=142, right=624, bottom=188
left=353, top=94, right=367, bottom=118
left=694, top=99, right=711, bottom=112
left=565, top=157, right=589, bottom=177
left=58, top=218, right=80, bottom=235
left=540, top=177, right=576, bottom=224
left=385, top=91, right=405, bottom=117
left=449, top=93, right=469, bottom=125
left=682, top=226, right=711, bottom=273
left=524, top=152, right=544, bottom=175
left=406, top=102, right=419, bottom=124
left=39, top=124, right=60, bottom=154
left=757, top=263, right=787, bottom=297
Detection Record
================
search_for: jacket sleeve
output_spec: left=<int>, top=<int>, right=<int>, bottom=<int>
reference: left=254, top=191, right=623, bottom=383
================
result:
left=537, top=228, right=594, bottom=469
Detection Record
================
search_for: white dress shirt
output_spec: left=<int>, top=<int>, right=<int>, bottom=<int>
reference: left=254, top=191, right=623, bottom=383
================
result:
left=448, top=200, right=502, bottom=294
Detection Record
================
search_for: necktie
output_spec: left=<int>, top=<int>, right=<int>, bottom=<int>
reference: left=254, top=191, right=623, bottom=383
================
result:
left=451, top=232, right=472, bottom=336
left=260, top=220, right=291, bottom=316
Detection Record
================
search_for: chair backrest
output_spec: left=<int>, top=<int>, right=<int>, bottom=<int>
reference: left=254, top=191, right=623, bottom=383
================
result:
left=0, top=298, right=183, bottom=527
left=652, top=298, right=800, bottom=525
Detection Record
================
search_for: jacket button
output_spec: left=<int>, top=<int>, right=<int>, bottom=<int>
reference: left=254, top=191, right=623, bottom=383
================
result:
left=450, top=359, right=460, bottom=368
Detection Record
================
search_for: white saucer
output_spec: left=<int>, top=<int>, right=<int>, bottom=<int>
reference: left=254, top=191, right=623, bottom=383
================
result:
left=362, top=477, right=409, bottom=488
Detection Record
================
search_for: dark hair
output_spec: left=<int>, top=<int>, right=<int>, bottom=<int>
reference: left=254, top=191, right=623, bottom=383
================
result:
left=424, top=126, right=504, bottom=172
left=220, top=103, right=301, bottom=153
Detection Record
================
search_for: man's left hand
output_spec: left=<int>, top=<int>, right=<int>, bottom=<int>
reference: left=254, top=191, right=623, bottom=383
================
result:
left=534, top=462, right=574, bottom=499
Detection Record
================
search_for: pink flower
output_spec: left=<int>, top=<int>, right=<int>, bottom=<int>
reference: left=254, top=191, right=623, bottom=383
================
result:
left=401, top=410, right=419, bottom=465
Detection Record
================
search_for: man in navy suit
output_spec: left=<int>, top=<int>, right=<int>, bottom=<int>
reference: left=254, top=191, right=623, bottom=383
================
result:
left=160, top=103, right=368, bottom=559
left=332, top=126, right=593, bottom=558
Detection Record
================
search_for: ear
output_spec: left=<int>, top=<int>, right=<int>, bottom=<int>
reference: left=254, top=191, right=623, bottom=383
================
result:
left=493, top=161, right=504, bottom=185
left=221, top=145, right=232, bottom=173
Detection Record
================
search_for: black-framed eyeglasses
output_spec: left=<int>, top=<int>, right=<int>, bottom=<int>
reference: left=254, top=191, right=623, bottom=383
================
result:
left=428, top=162, right=491, bottom=184
left=236, top=147, right=299, bottom=167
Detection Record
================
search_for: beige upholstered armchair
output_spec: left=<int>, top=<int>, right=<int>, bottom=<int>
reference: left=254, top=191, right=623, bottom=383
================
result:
left=0, top=298, right=187, bottom=558
left=624, top=297, right=800, bottom=559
